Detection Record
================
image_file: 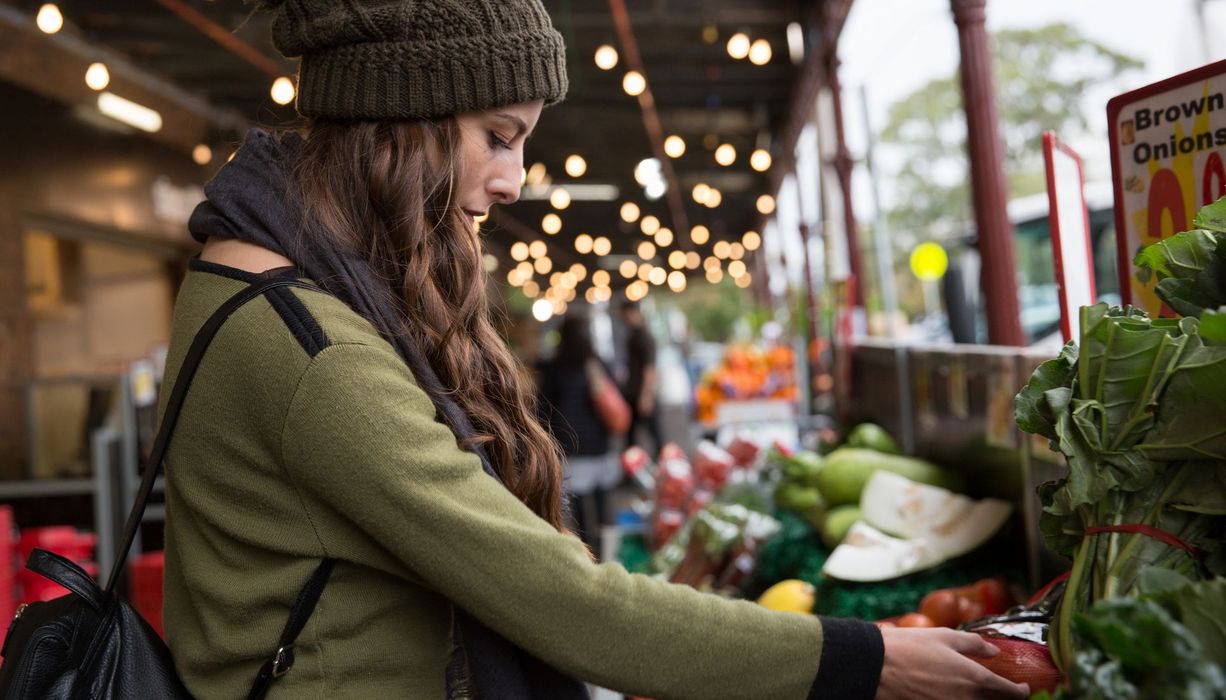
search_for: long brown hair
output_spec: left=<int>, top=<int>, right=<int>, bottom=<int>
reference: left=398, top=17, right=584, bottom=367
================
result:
left=290, top=118, right=567, bottom=531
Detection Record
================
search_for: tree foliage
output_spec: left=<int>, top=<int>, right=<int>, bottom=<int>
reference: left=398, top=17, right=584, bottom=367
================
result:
left=880, top=23, right=1142, bottom=237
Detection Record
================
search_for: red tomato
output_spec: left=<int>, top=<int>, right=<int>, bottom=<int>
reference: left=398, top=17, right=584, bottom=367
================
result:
left=919, top=590, right=961, bottom=628
left=896, top=613, right=936, bottom=628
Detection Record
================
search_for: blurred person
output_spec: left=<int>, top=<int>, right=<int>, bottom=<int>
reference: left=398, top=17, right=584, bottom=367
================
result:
left=158, top=1, right=1030, bottom=698
left=619, top=300, right=664, bottom=455
left=536, top=314, right=618, bottom=555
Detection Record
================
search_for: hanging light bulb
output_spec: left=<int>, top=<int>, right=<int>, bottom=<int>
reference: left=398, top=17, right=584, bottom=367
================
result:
left=620, top=201, right=641, bottom=223
left=270, top=76, right=296, bottom=105
left=528, top=240, right=547, bottom=259
left=594, top=44, right=619, bottom=70
left=637, top=241, right=657, bottom=260
left=690, top=225, right=710, bottom=245
left=574, top=233, right=593, bottom=254
left=715, top=144, right=736, bottom=166
left=713, top=240, right=731, bottom=259
left=654, top=228, right=674, bottom=247
left=36, top=3, right=63, bottom=33
left=756, top=194, right=776, bottom=215
left=691, top=183, right=710, bottom=204
left=84, top=63, right=110, bottom=91
left=640, top=215, right=660, bottom=236
left=728, top=260, right=748, bottom=278
left=750, top=149, right=772, bottom=172
left=742, top=230, right=762, bottom=251
left=664, top=135, right=686, bottom=158
left=511, top=242, right=530, bottom=261
left=593, top=236, right=612, bottom=256
left=667, top=271, right=687, bottom=292
left=622, top=71, right=646, bottom=96
left=532, top=298, right=553, bottom=322
left=648, top=267, right=668, bottom=286
left=192, top=144, right=213, bottom=166
left=748, top=39, right=772, bottom=66
left=668, top=250, right=687, bottom=269
left=704, top=188, right=722, bottom=208
left=619, top=259, right=638, bottom=279
left=565, top=155, right=587, bottom=178
left=542, top=213, right=562, bottom=235
left=685, top=251, right=701, bottom=269
left=592, top=270, right=611, bottom=287
left=550, top=187, right=572, bottom=210
left=726, top=32, right=750, bottom=60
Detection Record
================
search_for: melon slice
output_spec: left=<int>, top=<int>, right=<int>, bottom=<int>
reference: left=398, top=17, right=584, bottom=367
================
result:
left=822, top=472, right=1013, bottom=582
left=821, top=521, right=943, bottom=582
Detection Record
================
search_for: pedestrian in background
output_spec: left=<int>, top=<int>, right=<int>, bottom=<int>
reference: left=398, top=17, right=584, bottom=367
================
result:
left=619, top=300, right=663, bottom=456
left=537, top=314, right=619, bottom=555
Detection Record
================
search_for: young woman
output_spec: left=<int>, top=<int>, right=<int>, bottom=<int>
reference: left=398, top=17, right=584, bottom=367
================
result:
left=160, top=1, right=1030, bottom=698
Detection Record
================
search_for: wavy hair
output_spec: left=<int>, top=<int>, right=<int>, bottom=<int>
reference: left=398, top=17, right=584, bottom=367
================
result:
left=289, top=119, right=567, bottom=531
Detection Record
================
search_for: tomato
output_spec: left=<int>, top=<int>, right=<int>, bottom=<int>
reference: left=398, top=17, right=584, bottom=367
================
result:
left=956, top=596, right=985, bottom=624
left=896, top=613, right=936, bottom=628
left=975, top=578, right=1012, bottom=615
left=919, top=590, right=961, bottom=628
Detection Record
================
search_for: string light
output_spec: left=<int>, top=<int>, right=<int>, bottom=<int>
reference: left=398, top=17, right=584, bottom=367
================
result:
left=654, top=228, right=674, bottom=247
left=704, top=188, right=722, bottom=208
left=523, top=280, right=540, bottom=297
left=565, top=155, right=587, bottom=178
left=748, top=39, right=772, bottom=66
left=592, top=270, right=611, bottom=287
left=507, top=269, right=525, bottom=286
left=685, top=251, right=701, bottom=269
left=667, top=271, right=687, bottom=292
left=192, top=144, right=213, bottom=166
left=593, top=236, right=612, bottom=256
left=640, top=215, right=660, bottom=236
left=620, top=202, right=641, bottom=223
left=664, top=135, right=686, bottom=158
left=756, top=194, right=776, bottom=215
left=692, top=183, right=711, bottom=204
left=569, top=263, right=587, bottom=281
left=668, top=250, right=687, bottom=269
left=750, top=149, right=772, bottom=172
left=542, top=213, right=562, bottom=235
left=574, top=233, right=593, bottom=254
left=713, top=240, right=731, bottom=259
left=619, top=260, right=638, bottom=278
left=704, top=256, right=721, bottom=271
left=532, top=298, right=553, bottom=322
left=728, top=260, right=748, bottom=278
left=706, top=267, right=724, bottom=284
left=729, top=242, right=745, bottom=260
left=36, top=4, right=63, bottom=33
left=726, top=32, right=750, bottom=60
left=534, top=257, right=553, bottom=275
left=742, top=231, right=762, bottom=251
left=690, top=225, right=710, bottom=245
left=623, top=71, right=646, bottom=96
left=594, top=45, right=619, bottom=70
left=637, top=241, right=657, bottom=260
left=648, top=267, right=667, bottom=286
left=735, top=272, right=752, bottom=288
left=516, top=261, right=534, bottom=278
left=84, top=63, right=110, bottom=91
left=550, top=187, right=571, bottom=210
left=715, top=144, right=736, bottom=166
left=270, top=76, right=296, bottom=105
left=528, top=241, right=547, bottom=258
left=637, top=263, right=654, bottom=281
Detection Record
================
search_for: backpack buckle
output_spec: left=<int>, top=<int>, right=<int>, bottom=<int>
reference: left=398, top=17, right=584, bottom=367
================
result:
left=271, top=645, right=294, bottom=677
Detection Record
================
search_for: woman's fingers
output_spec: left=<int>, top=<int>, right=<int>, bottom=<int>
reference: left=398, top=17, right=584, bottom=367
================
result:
left=944, top=629, right=1000, bottom=658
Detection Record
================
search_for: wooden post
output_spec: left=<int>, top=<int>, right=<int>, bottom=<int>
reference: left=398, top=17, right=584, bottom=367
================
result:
left=951, top=0, right=1024, bottom=345
left=826, top=57, right=864, bottom=309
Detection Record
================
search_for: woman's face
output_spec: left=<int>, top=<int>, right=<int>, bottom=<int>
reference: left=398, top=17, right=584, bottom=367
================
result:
left=455, top=100, right=544, bottom=227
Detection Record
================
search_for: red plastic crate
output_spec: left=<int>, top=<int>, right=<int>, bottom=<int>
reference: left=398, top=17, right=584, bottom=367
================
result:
left=130, top=551, right=165, bottom=639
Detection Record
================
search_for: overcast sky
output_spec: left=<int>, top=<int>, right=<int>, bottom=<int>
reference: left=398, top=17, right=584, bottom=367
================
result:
left=838, top=0, right=1226, bottom=219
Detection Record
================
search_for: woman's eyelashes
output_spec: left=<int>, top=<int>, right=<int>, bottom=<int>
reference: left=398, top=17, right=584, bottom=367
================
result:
left=489, top=131, right=513, bottom=151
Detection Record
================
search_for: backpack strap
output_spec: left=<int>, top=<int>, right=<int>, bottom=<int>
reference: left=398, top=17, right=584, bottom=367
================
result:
left=99, top=276, right=337, bottom=696
left=246, top=558, right=337, bottom=700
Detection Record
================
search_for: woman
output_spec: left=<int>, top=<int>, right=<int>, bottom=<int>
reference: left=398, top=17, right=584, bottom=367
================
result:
left=537, top=314, right=620, bottom=554
left=160, top=0, right=1030, bottom=698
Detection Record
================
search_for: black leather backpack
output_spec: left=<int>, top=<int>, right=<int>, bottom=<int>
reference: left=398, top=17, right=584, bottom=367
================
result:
left=0, top=278, right=335, bottom=699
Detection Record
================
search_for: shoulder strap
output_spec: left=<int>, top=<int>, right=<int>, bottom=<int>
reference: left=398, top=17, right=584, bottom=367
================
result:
left=105, top=277, right=321, bottom=592
left=246, top=558, right=336, bottom=700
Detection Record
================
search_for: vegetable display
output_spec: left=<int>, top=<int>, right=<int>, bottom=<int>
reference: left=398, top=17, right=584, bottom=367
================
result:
left=1015, top=196, right=1226, bottom=674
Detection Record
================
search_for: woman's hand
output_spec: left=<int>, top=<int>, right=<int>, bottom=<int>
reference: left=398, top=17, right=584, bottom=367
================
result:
left=876, top=627, right=1030, bottom=699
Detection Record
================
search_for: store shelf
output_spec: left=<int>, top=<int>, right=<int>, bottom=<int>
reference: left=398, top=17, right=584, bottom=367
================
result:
left=0, top=478, right=95, bottom=499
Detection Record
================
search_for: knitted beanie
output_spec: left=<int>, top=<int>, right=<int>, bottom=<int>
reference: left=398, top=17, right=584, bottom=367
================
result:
left=254, top=0, right=568, bottom=120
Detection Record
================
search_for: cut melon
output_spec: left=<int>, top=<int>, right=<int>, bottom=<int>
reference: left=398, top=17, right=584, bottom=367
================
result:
left=822, top=521, right=943, bottom=582
left=822, top=472, right=1014, bottom=582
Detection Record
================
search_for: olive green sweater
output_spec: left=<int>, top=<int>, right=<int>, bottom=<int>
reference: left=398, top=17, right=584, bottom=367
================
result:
left=160, top=259, right=883, bottom=699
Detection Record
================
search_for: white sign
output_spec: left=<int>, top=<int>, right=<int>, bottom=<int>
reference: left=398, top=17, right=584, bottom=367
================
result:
left=1043, top=132, right=1095, bottom=342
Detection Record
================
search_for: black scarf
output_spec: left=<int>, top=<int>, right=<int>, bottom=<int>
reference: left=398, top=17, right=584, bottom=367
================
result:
left=188, top=129, right=588, bottom=700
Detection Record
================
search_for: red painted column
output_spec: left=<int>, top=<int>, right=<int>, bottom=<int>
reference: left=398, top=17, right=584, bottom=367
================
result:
left=826, top=57, right=863, bottom=309
left=951, top=0, right=1024, bottom=345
